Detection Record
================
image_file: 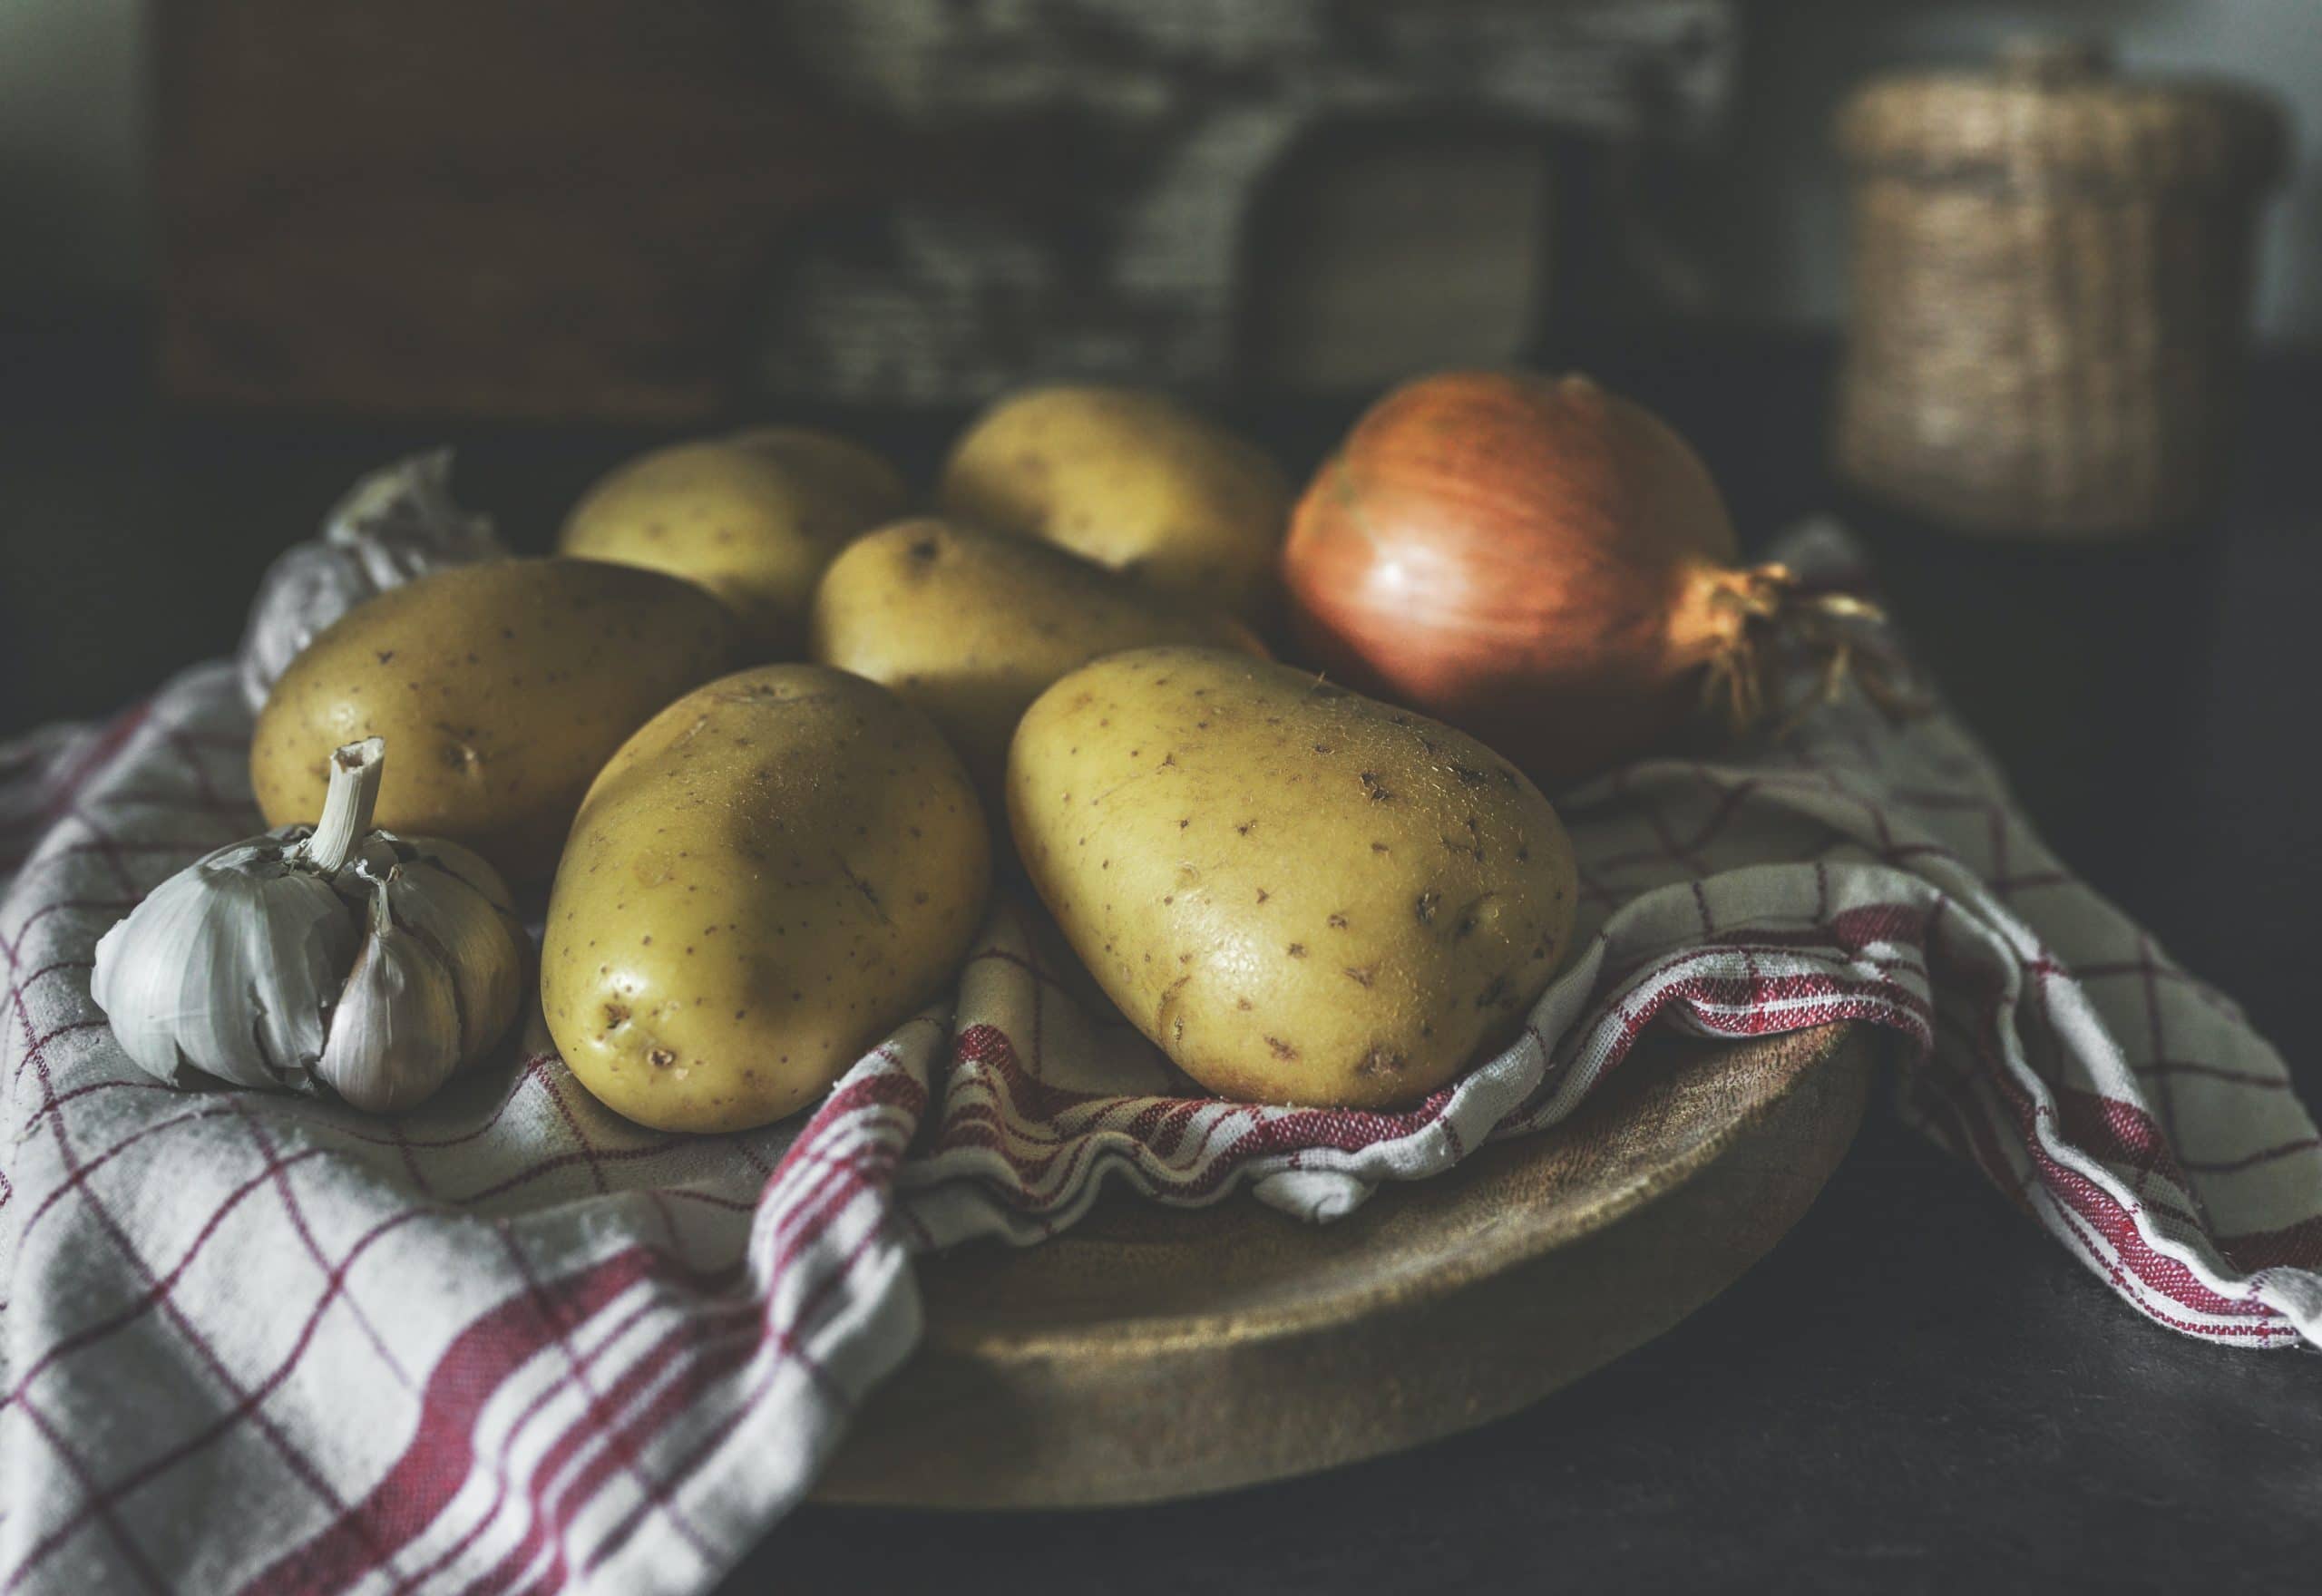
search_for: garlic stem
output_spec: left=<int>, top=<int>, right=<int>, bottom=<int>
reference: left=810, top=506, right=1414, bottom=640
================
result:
left=300, top=737, right=387, bottom=873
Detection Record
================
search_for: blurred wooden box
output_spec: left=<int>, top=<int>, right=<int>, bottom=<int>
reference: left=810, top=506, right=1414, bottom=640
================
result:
left=158, top=0, right=1736, bottom=420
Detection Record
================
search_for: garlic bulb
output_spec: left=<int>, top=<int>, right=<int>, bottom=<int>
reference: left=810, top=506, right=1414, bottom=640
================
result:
left=91, top=738, right=528, bottom=1107
left=237, top=451, right=505, bottom=712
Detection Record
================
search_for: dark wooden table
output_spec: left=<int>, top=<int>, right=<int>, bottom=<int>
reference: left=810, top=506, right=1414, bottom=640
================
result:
left=5, top=316, right=2317, bottom=1592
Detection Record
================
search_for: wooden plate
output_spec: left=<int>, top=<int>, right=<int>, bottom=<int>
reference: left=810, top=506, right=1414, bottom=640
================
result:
left=815, top=1023, right=1873, bottom=1509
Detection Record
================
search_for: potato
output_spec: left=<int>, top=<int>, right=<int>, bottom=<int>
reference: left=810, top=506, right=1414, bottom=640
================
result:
left=542, top=667, right=990, bottom=1132
left=560, top=428, right=909, bottom=654
left=936, top=385, right=1290, bottom=626
left=251, top=558, right=736, bottom=882
left=809, top=517, right=1266, bottom=801
left=1009, top=647, right=1576, bottom=1109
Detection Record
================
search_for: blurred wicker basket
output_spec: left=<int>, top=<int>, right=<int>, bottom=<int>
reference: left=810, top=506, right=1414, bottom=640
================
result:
left=1832, top=40, right=2286, bottom=539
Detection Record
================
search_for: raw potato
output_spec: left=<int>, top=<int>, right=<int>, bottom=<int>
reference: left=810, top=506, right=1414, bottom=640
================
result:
left=937, top=385, right=1290, bottom=626
left=809, top=517, right=1267, bottom=800
left=1009, top=647, right=1577, bottom=1109
left=251, top=559, right=736, bottom=882
left=542, top=667, right=990, bottom=1132
left=560, top=428, right=909, bottom=654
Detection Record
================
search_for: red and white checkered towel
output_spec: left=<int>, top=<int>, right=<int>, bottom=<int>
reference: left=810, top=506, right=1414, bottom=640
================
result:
left=2, top=523, right=2316, bottom=1595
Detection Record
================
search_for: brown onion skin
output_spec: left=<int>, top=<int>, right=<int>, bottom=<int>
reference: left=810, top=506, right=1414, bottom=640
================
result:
left=1283, top=370, right=1750, bottom=788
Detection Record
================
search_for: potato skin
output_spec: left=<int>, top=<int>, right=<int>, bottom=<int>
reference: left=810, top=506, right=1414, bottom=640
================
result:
left=560, top=429, right=909, bottom=654
left=1008, top=647, right=1576, bottom=1109
left=250, top=559, right=736, bottom=882
left=809, top=517, right=1266, bottom=801
left=542, top=667, right=990, bottom=1133
left=936, top=386, right=1290, bottom=626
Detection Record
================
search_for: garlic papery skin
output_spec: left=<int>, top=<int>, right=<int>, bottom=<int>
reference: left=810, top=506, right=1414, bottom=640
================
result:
left=238, top=450, right=506, bottom=712
left=92, top=841, right=356, bottom=1090
left=317, top=870, right=463, bottom=1114
left=90, top=736, right=527, bottom=1108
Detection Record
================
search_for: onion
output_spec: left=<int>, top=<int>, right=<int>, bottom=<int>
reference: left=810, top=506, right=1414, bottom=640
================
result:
left=1283, top=370, right=1858, bottom=786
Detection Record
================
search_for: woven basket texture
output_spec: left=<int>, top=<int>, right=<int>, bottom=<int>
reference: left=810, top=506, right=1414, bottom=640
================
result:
left=1832, top=41, right=2285, bottom=537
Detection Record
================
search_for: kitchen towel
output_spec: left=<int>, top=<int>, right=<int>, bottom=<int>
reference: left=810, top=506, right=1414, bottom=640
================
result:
left=2, top=522, right=2315, bottom=1595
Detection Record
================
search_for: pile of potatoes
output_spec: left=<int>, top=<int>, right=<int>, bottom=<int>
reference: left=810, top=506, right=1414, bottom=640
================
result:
left=249, top=386, right=1576, bottom=1133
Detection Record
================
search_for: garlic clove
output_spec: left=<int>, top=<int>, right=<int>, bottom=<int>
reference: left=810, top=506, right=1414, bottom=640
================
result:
left=346, top=824, right=528, bottom=1068
left=317, top=871, right=463, bottom=1113
left=93, top=854, right=222, bottom=1083
left=230, top=866, right=364, bottom=1088
left=379, top=864, right=526, bottom=1067
left=367, top=830, right=517, bottom=914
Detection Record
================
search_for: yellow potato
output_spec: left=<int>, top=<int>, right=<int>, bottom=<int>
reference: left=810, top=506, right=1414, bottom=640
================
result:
left=1009, top=647, right=1576, bottom=1109
left=936, top=385, right=1290, bottom=625
left=560, top=428, right=909, bottom=654
left=542, top=667, right=990, bottom=1132
left=809, top=517, right=1266, bottom=801
left=252, top=559, right=737, bottom=882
